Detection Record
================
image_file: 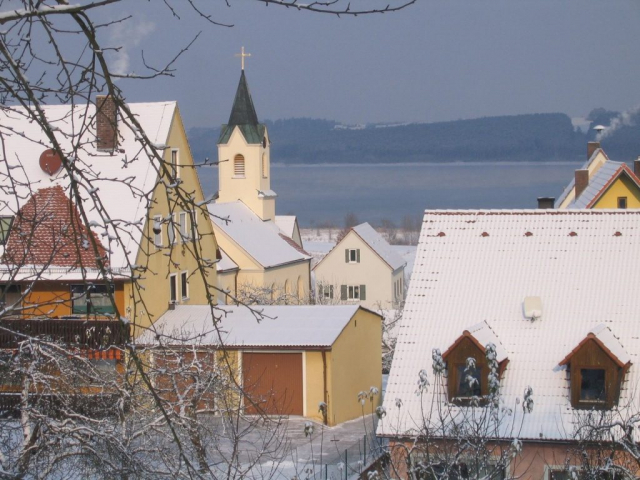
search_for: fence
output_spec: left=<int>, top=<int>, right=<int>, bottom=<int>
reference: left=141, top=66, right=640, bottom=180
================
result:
left=287, top=424, right=387, bottom=480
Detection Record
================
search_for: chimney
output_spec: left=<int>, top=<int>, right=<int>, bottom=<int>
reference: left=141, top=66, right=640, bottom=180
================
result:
left=537, top=197, right=555, bottom=209
left=634, top=157, right=640, bottom=178
left=587, top=141, right=600, bottom=160
left=96, top=95, right=118, bottom=151
left=575, top=169, right=589, bottom=198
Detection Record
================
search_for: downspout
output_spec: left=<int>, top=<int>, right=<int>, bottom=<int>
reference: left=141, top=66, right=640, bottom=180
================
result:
left=321, top=349, right=328, bottom=425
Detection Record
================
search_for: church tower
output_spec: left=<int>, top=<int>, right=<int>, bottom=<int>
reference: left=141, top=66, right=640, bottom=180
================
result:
left=217, top=68, right=275, bottom=222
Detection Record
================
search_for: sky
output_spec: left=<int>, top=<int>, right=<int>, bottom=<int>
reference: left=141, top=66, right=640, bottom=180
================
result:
left=101, top=0, right=640, bottom=129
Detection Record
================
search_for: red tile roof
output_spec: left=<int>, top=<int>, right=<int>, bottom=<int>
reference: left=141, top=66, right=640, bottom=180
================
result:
left=3, top=185, right=108, bottom=268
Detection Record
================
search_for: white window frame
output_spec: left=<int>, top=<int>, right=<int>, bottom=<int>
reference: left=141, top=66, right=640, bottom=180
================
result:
left=348, top=285, right=360, bottom=300
left=322, top=285, right=333, bottom=299
left=348, top=248, right=359, bottom=264
left=180, top=270, right=189, bottom=301
left=153, top=215, right=163, bottom=248
left=167, top=213, right=176, bottom=245
left=170, top=149, right=179, bottom=179
left=178, top=211, right=189, bottom=243
left=169, top=273, right=178, bottom=304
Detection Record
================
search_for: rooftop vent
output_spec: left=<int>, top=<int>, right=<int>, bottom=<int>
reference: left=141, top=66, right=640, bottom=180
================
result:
left=523, top=296, right=542, bottom=321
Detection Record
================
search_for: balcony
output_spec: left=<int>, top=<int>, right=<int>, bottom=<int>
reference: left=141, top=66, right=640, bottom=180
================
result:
left=0, top=318, right=130, bottom=349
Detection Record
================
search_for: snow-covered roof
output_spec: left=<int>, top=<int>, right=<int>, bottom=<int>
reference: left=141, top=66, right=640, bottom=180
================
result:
left=139, top=304, right=367, bottom=348
left=445, top=320, right=508, bottom=364
left=216, top=247, right=239, bottom=273
left=0, top=266, right=129, bottom=282
left=0, top=102, right=176, bottom=271
left=275, top=215, right=297, bottom=239
left=208, top=201, right=310, bottom=268
left=555, top=148, right=609, bottom=208
left=380, top=210, right=640, bottom=441
left=567, top=160, right=627, bottom=208
left=352, top=223, right=406, bottom=271
left=560, top=324, right=631, bottom=368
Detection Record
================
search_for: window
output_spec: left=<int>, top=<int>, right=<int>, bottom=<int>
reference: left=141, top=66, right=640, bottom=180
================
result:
left=617, top=196, right=628, bottom=209
left=170, top=149, right=179, bottom=179
left=181, top=271, right=189, bottom=300
left=0, top=284, right=21, bottom=310
left=153, top=215, right=163, bottom=247
left=178, top=212, right=189, bottom=242
left=547, top=467, right=619, bottom=480
left=234, top=154, right=245, bottom=177
left=167, top=214, right=176, bottom=245
left=414, top=459, right=506, bottom=480
left=169, top=274, right=177, bottom=304
left=0, top=216, right=13, bottom=246
left=580, top=368, right=606, bottom=403
left=349, top=285, right=359, bottom=300
left=442, top=334, right=502, bottom=403
left=456, top=364, right=482, bottom=398
left=262, top=153, right=268, bottom=178
left=71, top=284, right=115, bottom=315
left=345, top=248, right=360, bottom=264
left=560, top=335, right=624, bottom=409
left=341, top=284, right=366, bottom=301
left=319, top=285, right=334, bottom=300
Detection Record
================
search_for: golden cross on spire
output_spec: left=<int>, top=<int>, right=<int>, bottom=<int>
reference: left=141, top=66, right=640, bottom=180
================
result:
left=235, top=46, right=251, bottom=71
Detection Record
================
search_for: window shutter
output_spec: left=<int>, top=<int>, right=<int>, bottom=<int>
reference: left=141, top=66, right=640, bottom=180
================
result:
left=356, top=249, right=361, bottom=263
left=360, top=285, right=366, bottom=301
left=330, top=285, right=334, bottom=299
left=340, top=285, right=347, bottom=301
left=345, top=249, right=349, bottom=263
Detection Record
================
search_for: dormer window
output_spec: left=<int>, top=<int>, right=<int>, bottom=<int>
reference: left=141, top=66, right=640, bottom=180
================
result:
left=442, top=321, right=508, bottom=403
left=559, top=325, right=631, bottom=409
left=456, top=363, right=482, bottom=398
left=580, top=368, right=605, bottom=403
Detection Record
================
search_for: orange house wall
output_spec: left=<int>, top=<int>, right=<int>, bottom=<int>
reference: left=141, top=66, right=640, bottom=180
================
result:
left=21, top=282, right=126, bottom=318
left=388, top=440, right=639, bottom=480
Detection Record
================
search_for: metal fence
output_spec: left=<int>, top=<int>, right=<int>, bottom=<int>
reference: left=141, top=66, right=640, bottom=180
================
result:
left=288, top=427, right=386, bottom=480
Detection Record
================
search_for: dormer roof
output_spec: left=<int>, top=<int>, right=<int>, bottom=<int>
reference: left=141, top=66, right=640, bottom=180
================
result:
left=443, top=321, right=509, bottom=365
left=560, top=324, right=631, bottom=369
left=218, top=71, right=266, bottom=145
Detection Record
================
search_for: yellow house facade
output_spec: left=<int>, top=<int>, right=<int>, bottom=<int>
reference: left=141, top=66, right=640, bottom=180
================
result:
left=143, top=304, right=383, bottom=426
left=209, top=70, right=310, bottom=303
left=314, top=223, right=406, bottom=310
left=0, top=99, right=218, bottom=336
left=552, top=142, right=640, bottom=210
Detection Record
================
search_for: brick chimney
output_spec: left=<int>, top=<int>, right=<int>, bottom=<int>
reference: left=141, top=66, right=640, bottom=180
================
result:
left=96, top=95, right=118, bottom=151
left=634, top=157, right=640, bottom=178
left=537, top=197, right=555, bottom=209
left=587, top=141, right=600, bottom=160
left=575, top=169, right=589, bottom=198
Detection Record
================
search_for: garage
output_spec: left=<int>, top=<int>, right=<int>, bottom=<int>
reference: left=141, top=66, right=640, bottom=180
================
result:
left=147, top=304, right=382, bottom=425
left=242, top=352, right=303, bottom=415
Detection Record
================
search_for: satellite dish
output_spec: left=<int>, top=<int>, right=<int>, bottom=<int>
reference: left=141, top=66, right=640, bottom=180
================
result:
left=39, top=149, right=62, bottom=175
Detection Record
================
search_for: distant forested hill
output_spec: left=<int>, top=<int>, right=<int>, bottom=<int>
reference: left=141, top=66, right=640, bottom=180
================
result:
left=188, top=111, right=640, bottom=165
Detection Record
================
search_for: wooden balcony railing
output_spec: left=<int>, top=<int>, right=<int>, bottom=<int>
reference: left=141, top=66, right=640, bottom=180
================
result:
left=0, top=318, right=130, bottom=349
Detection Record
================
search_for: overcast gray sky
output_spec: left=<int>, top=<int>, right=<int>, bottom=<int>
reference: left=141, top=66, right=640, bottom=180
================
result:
left=105, top=0, right=640, bottom=129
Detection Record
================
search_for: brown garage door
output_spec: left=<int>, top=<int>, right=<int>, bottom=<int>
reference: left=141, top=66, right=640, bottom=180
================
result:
left=242, top=352, right=303, bottom=416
